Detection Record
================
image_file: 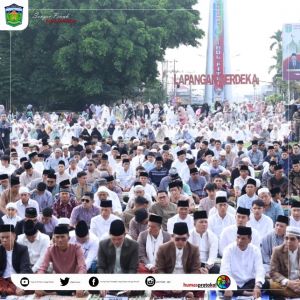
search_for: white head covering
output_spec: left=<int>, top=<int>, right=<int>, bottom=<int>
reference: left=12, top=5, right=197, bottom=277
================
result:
left=286, top=226, right=300, bottom=237
left=19, top=187, right=30, bottom=194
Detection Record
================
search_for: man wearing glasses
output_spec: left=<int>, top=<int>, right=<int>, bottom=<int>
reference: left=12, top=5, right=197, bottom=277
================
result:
left=270, top=226, right=300, bottom=298
left=70, top=192, right=100, bottom=228
left=153, top=222, right=203, bottom=299
left=86, top=159, right=101, bottom=185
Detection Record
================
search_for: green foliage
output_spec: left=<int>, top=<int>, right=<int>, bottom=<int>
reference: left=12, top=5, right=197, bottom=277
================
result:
left=0, top=0, right=204, bottom=110
left=265, top=93, right=283, bottom=105
left=143, top=80, right=167, bottom=104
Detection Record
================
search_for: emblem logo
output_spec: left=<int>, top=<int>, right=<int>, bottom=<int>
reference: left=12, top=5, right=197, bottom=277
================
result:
left=5, top=4, right=23, bottom=27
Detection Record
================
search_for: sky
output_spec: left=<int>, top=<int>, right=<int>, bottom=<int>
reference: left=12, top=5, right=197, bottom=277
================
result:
left=164, top=0, right=300, bottom=96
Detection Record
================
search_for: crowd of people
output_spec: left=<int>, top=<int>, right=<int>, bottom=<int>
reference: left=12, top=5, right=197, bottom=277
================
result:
left=0, top=99, right=299, bottom=299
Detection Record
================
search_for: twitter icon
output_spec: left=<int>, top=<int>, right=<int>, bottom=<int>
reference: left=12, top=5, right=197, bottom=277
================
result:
left=60, top=277, right=70, bottom=286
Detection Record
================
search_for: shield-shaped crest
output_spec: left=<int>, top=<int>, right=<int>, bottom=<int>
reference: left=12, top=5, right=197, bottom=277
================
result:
left=5, top=4, right=23, bottom=27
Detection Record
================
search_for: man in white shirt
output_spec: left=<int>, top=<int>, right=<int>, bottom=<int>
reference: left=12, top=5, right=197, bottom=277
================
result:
left=2, top=202, right=22, bottom=226
left=94, top=186, right=122, bottom=216
left=208, top=196, right=235, bottom=237
left=115, top=159, right=136, bottom=192
left=219, top=207, right=261, bottom=256
left=55, top=160, right=71, bottom=185
left=167, top=200, right=194, bottom=234
left=18, top=220, right=50, bottom=273
left=208, top=191, right=236, bottom=216
left=15, top=186, right=39, bottom=218
left=248, top=199, right=273, bottom=242
left=171, top=150, right=190, bottom=183
left=290, top=201, right=300, bottom=228
left=0, top=155, right=16, bottom=176
left=131, top=146, right=145, bottom=171
left=233, top=165, right=251, bottom=196
left=236, top=178, right=258, bottom=209
left=90, top=200, right=120, bottom=240
left=70, top=220, right=99, bottom=273
left=136, top=171, right=157, bottom=200
left=220, top=226, right=267, bottom=298
left=19, top=162, right=41, bottom=187
left=66, top=157, right=82, bottom=179
left=0, top=173, right=9, bottom=193
left=189, top=210, right=219, bottom=273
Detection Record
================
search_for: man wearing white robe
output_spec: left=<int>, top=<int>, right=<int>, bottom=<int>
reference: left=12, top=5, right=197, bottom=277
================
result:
left=220, top=226, right=266, bottom=298
left=189, top=210, right=219, bottom=274
left=236, top=178, right=259, bottom=209
left=208, top=196, right=235, bottom=237
left=219, top=207, right=261, bottom=256
left=94, top=186, right=122, bottom=216
left=167, top=200, right=194, bottom=234
left=171, top=150, right=190, bottom=183
left=90, top=200, right=121, bottom=240
left=248, top=199, right=274, bottom=242
left=290, top=201, right=300, bottom=228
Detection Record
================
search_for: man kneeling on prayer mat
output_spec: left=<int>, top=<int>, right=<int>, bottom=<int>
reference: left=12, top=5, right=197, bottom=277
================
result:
left=220, top=226, right=269, bottom=298
left=269, top=226, right=300, bottom=298
left=0, top=224, right=33, bottom=296
left=137, top=213, right=171, bottom=273
left=153, top=222, right=204, bottom=299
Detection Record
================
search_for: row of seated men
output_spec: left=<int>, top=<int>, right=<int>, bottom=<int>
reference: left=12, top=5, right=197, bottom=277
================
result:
left=0, top=205, right=300, bottom=298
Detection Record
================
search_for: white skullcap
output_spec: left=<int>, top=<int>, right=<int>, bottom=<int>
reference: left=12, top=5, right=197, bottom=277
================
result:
left=19, top=186, right=30, bottom=194
left=97, top=186, right=110, bottom=194
left=58, top=218, right=70, bottom=226
left=6, top=202, right=17, bottom=210
left=257, top=187, right=270, bottom=195
left=220, top=150, right=226, bottom=156
left=286, top=226, right=300, bottom=237
left=216, top=191, right=227, bottom=198
left=134, top=185, right=145, bottom=192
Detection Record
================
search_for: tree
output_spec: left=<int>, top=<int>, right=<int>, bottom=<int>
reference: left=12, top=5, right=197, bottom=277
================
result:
left=1, top=0, right=204, bottom=110
left=143, top=81, right=167, bottom=104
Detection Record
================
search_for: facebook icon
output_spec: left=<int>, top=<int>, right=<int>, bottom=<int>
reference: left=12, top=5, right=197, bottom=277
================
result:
left=89, top=276, right=99, bottom=287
